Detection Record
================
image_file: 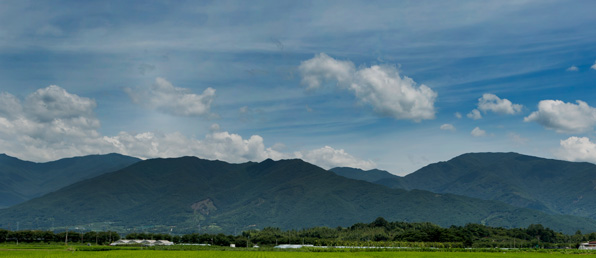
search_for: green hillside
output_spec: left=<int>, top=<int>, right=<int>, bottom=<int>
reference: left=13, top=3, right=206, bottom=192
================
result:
left=0, top=153, right=140, bottom=208
left=1, top=156, right=596, bottom=234
left=329, top=167, right=403, bottom=185
left=333, top=152, right=596, bottom=220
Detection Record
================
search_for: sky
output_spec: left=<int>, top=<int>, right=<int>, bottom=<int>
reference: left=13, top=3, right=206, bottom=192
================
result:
left=1, top=0, right=596, bottom=175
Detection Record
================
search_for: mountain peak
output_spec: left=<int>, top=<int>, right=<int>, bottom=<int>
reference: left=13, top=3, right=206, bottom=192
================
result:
left=330, top=167, right=399, bottom=183
left=2, top=153, right=595, bottom=235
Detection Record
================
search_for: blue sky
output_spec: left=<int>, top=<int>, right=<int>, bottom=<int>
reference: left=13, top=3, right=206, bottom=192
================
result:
left=1, top=0, right=596, bottom=175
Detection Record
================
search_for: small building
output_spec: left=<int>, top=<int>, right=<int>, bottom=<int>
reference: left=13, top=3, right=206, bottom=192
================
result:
left=274, top=244, right=314, bottom=249
left=110, top=239, right=174, bottom=246
left=579, top=241, right=596, bottom=250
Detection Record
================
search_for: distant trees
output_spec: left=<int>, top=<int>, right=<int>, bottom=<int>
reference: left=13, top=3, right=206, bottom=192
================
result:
left=0, top=230, right=119, bottom=244
left=0, top=217, right=593, bottom=248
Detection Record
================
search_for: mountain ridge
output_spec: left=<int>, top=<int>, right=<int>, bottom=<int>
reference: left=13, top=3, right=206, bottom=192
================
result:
left=331, top=152, right=596, bottom=220
left=2, top=155, right=596, bottom=234
left=0, top=153, right=140, bottom=208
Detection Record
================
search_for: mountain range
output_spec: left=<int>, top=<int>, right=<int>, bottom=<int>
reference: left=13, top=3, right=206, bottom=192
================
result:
left=0, top=153, right=140, bottom=208
left=331, top=152, right=596, bottom=220
left=1, top=154, right=596, bottom=234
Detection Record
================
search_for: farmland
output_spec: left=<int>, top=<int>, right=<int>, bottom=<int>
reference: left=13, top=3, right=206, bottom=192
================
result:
left=0, top=245, right=595, bottom=258
left=0, top=251, right=586, bottom=258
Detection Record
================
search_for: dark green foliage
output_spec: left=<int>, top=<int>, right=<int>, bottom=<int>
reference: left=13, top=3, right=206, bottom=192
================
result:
left=172, top=218, right=593, bottom=248
left=333, top=152, right=596, bottom=220
left=0, top=153, right=140, bottom=208
left=330, top=167, right=398, bottom=184
left=0, top=229, right=119, bottom=244
left=0, top=218, right=593, bottom=249
left=2, top=157, right=596, bottom=235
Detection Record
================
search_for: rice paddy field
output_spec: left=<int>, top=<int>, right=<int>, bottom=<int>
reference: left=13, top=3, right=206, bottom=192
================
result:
left=1, top=245, right=595, bottom=258
left=0, top=251, right=588, bottom=258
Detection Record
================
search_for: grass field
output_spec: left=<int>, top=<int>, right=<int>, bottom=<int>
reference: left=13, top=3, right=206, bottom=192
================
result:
left=0, top=247, right=595, bottom=258
left=0, top=251, right=588, bottom=258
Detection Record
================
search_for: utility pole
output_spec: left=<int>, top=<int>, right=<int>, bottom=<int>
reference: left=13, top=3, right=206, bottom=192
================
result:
left=65, top=228, right=69, bottom=246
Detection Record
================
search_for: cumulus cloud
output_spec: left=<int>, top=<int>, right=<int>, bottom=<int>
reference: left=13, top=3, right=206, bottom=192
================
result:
left=102, top=131, right=281, bottom=163
left=566, top=65, right=579, bottom=72
left=524, top=100, right=596, bottom=133
left=0, top=92, right=23, bottom=119
left=104, top=132, right=376, bottom=169
left=299, top=53, right=355, bottom=90
left=299, top=53, right=437, bottom=122
left=294, top=146, right=376, bottom=170
left=454, top=112, right=462, bottom=119
left=471, top=127, right=486, bottom=137
left=0, top=86, right=101, bottom=161
left=477, top=93, right=523, bottom=115
left=0, top=86, right=374, bottom=170
left=467, top=109, right=482, bottom=120
left=125, top=77, right=215, bottom=117
left=592, top=61, right=596, bottom=70
left=440, top=124, right=455, bottom=131
left=555, top=136, right=596, bottom=164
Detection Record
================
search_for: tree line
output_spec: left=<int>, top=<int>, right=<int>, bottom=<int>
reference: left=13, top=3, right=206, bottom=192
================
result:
left=127, top=218, right=596, bottom=248
left=2, top=218, right=595, bottom=248
left=0, top=229, right=120, bottom=245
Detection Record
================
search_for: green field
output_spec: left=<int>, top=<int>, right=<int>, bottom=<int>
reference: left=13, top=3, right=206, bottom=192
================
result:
left=0, top=251, right=585, bottom=258
left=0, top=247, right=594, bottom=258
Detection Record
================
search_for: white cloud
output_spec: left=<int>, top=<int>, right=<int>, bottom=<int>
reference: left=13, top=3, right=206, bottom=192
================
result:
left=299, top=53, right=355, bottom=90
left=0, top=86, right=375, bottom=170
left=477, top=93, right=523, bottom=115
left=455, top=112, right=462, bottom=119
left=102, top=132, right=376, bottom=169
left=524, top=100, right=596, bottom=133
left=125, top=77, right=215, bottom=117
left=294, top=146, right=376, bottom=170
left=24, top=85, right=98, bottom=124
left=299, top=53, right=437, bottom=122
left=103, top=131, right=280, bottom=163
left=471, top=127, right=486, bottom=137
left=566, top=65, right=579, bottom=72
left=592, top=60, right=596, bottom=70
left=0, top=92, right=23, bottom=119
left=467, top=109, right=482, bottom=120
left=0, top=86, right=101, bottom=161
left=440, top=124, right=455, bottom=131
left=104, top=131, right=378, bottom=170
left=555, top=136, right=596, bottom=164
